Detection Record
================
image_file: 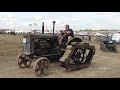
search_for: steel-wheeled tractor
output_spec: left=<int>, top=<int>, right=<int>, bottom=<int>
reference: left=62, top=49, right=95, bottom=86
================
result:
left=100, top=36, right=117, bottom=53
left=17, top=21, right=95, bottom=77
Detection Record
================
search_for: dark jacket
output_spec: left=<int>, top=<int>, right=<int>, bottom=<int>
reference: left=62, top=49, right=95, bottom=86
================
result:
left=65, top=29, right=74, bottom=37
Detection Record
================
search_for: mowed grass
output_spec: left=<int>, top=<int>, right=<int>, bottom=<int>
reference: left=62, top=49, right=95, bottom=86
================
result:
left=0, top=34, right=120, bottom=78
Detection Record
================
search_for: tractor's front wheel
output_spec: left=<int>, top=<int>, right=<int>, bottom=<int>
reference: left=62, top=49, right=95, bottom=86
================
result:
left=17, top=54, right=32, bottom=68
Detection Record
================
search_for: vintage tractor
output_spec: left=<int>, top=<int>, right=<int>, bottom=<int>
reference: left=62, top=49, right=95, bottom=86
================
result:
left=100, top=35, right=117, bottom=53
left=17, top=21, right=95, bottom=77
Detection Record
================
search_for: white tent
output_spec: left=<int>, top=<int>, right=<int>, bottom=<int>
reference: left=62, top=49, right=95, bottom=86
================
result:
left=94, top=32, right=105, bottom=36
left=112, top=33, right=120, bottom=43
left=79, top=32, right=89, bottom=36
left=15, top=30, right=23, bottom=34
left=5, top=30, right=11, bottom=33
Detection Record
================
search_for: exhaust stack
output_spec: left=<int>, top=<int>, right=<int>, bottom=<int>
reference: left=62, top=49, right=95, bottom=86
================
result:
left=42, top=22, right=44, bottom=34
left=53, top=21, right=56, bottom=37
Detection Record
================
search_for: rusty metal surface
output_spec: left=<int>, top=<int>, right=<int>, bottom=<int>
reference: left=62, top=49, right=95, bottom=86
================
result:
left=33, top=57, right=50, bottom=77
left=59, top=40, right=95, bottom=71
left=17, top=54, right=32, bottom=68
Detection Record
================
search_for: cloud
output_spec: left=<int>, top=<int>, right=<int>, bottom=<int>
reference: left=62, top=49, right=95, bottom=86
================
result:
left=47, top=18, right=61, bottom=23
left=7, top=14, right=15, bottom=18
left=5, top=13, right=16, bottom=20
left=45, top=18, right=64, bottom=30
left=34, top=16, right=43, bottom=20
left=1, top=12, right=120, bottom=30
left=71, top=18, right=81, bottom=21
left=0, top=13, right=16, bottom=26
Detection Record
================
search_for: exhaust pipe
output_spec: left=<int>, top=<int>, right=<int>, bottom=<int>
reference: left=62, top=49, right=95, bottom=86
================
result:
left=42, top=22, right=44, bottom=34
left=53, top=21, right=56, bottom=37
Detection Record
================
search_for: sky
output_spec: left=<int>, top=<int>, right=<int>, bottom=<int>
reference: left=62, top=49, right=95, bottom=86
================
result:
left=0, top=12, right=120, bottom=31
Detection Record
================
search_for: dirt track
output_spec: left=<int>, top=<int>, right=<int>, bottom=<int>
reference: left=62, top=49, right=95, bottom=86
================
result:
left=0, top=34, right=120, bottom=78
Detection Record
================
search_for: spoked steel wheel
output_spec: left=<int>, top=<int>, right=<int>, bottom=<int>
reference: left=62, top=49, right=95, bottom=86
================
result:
left=71, top=48, right=89, bottom=64
left=66, top=47, right=94, bottom=71
left=17, top=54, right=32, bottom=68
left=33, top=57, right=50, bottom=77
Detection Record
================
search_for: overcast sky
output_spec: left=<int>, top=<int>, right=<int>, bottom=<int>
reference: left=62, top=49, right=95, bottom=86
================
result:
left=0, top=12, right=120, bottom=31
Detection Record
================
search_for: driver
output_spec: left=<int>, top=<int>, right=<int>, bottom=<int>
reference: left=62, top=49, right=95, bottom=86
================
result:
left=64, top=25, right=74, bottom=39
left=59, top=25, right=74, bottom=45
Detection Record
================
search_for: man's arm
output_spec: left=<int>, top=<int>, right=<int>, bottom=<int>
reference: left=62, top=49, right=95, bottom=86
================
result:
left=66, top=30, right=72, bottom=35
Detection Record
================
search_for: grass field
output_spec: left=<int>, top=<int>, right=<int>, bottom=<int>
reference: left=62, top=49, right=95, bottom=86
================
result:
left=0, top=34, right=120, bottom=78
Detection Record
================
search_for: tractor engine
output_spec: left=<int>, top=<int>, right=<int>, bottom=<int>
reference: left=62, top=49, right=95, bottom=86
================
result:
left=34, top=39, right=51, bottom=55
left=22, top=33, right=59, bottom=56
left=35, top=39, right=51, bottom=49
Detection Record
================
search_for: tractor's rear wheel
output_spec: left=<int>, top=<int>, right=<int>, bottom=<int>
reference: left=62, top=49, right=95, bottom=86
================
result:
left=33, top=57, right=50, bottom=77
left=17, top=54, right=32, bottom=68
left=65, top=46, right=95, bottom=71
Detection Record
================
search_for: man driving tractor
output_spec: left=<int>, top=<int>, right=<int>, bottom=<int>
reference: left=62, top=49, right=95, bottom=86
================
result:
left=59, top=25, right=74, bottom=46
